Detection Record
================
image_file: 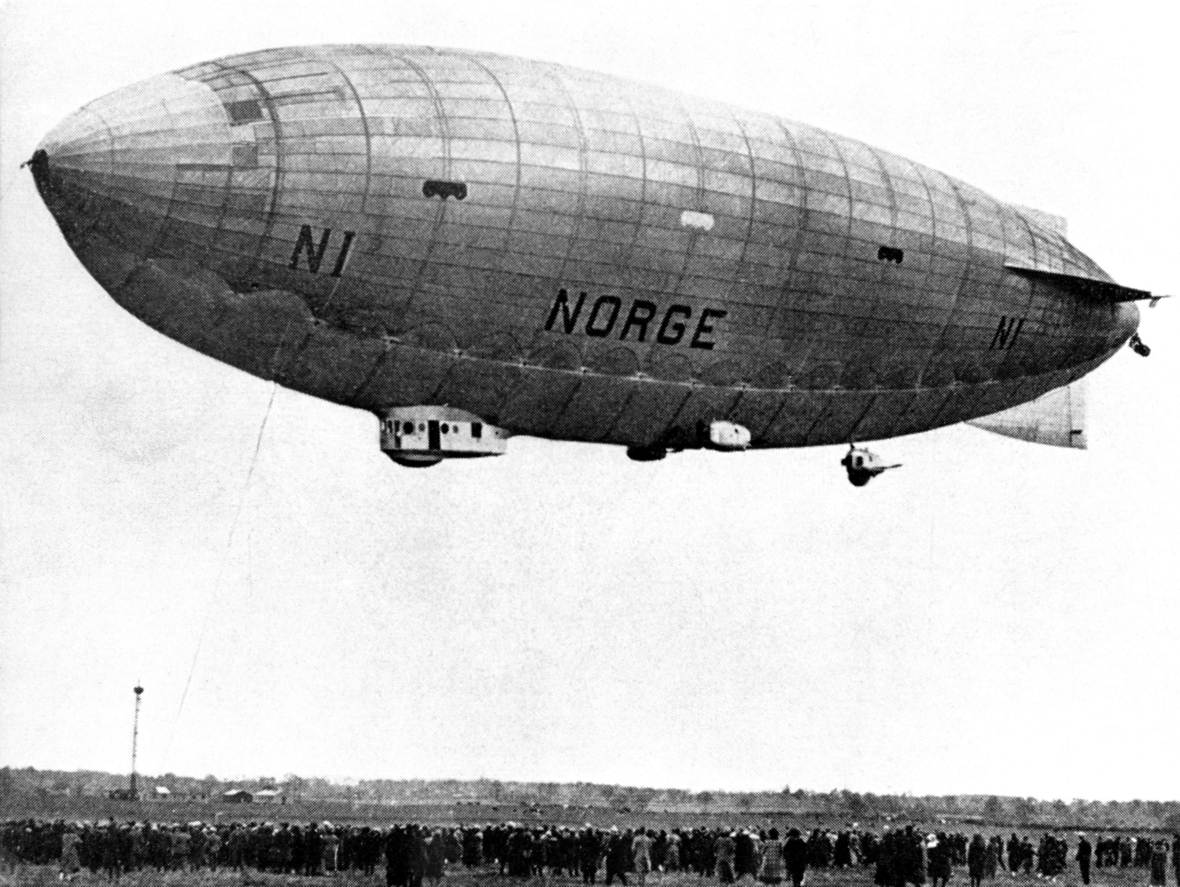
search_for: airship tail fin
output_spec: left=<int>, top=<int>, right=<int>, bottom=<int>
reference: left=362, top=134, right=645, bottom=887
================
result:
left=966, top=379, right=1087, bottom=449
left=1004, top=264, right=1156, bottom=303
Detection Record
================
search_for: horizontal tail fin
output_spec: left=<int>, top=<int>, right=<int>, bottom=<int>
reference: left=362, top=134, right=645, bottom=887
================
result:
left=1004, top=264, right=1157, bottom=303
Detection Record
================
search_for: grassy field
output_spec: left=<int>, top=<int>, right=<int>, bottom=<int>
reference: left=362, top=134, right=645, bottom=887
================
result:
left=0, top=862, right=1166, bottom=887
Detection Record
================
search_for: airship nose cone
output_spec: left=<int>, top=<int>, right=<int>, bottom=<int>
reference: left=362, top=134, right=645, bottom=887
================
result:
left=39, top=70, right=231, bottom=173
left=32, top=72, right=233, bottom=246
left=38, top=103, right=114, bottom=172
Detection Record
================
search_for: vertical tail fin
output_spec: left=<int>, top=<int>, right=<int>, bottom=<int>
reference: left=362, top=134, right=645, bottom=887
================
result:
left=966, top=379, right=1087, bottom=449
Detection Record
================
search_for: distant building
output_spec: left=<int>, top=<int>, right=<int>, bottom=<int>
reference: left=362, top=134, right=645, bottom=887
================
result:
left=153, top=786, right=171, bottom=798
left=222, top=789, right=253, bottom=803
left=254, top=788, right=281, bottom=804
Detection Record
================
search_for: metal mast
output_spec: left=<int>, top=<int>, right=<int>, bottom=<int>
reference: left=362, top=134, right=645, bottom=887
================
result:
left=130, top=684, right=143, bottom=799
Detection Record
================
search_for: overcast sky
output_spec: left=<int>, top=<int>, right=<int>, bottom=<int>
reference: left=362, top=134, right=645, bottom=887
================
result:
left=2, top=0, right=1178, bottom=802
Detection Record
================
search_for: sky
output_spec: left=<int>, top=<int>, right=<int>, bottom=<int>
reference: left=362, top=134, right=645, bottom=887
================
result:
left=1, top=0, right=1178, bottom=803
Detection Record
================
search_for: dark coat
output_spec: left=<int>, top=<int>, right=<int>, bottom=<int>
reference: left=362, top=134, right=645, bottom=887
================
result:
left=785, top=835, right=809, bottom=878
left=967, top=837, right=987, bottom=879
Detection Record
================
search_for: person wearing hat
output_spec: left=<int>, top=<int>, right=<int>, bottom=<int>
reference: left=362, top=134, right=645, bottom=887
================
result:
left=735, top=830, right=756, bottom=881
left=1075, top=833, right=1092, bottom=885
left=759, top=828, right=784, bottom=885
left=968, top=834, right=987, bottom=887
left=323, top=825, right=340, bottom=874
left=784, top=828, right=808, bottom=887
left=715, top=831, right=737, bottom=885
left=604, top=827, right=625, bottom=886
left=927, top=834, right=950, bottom=887
left=665, top=830, right=681, bottom=873
left=579, top=826, right=602, bottom=885
left=633, top=830, right=653, bottom=887
left=59, top=825, right=82, bottom=881
left=1148, top=840, right=1167, bottom=887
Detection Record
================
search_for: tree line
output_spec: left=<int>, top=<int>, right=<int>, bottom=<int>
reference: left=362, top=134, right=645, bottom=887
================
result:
left=2, top=767, right=1177, bottom=831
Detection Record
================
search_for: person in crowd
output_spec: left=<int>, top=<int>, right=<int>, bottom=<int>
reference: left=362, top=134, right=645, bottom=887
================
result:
left=1149, top=840, right=1168, bottom=887
left=59, top=825, right=82, bottom=881
left=927, top=834, right=951, bottom=887
left=735, top=830, right=756, bottom=881
left=715, top=831, right=737, bottom=885
left=580, top=825, right=602, bottom=885
left=1076, top=833, right=1092, bottom=885
left=324, top=826, right=340, bottom=873
left=759, top=828, right=785, bottom=885
left=784, top=828, right=808, bottom=887
left=665, top=830, right=681, bottom=873
left=425, top=828, right=446, bottom=884
left=633, top=829, right=653, bottom=887
left=605, top=827, right=630, bottom=886
left=967, top=834, right=987, bottom=887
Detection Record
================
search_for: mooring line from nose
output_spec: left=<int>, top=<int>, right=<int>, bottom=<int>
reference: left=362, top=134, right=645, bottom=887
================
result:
left=2, top=163, right=31, bottom=203
left=160, top=380, right=279, bottom=771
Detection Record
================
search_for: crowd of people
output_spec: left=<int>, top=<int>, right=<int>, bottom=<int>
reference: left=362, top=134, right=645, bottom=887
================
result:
left=1, top=817, right=1177, bottom=886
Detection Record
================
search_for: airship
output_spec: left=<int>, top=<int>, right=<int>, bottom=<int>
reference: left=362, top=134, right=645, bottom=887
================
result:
left=28, top=44, right=1163, bottom=484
